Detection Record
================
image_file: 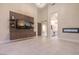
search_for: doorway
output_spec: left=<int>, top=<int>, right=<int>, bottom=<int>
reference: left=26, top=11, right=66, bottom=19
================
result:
left=38, top=23, right=42, bottom=36
left=50, top=13, right=58, bottom=39
left=41, top=22, right=47, bottom=37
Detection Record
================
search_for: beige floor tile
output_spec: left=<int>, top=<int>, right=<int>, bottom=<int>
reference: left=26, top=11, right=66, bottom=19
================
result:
left=0, top=36, right=79, bottom=55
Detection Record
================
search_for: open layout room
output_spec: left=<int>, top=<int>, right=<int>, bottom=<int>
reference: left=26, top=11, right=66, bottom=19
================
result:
left=0, top=3, right=79, bottom=55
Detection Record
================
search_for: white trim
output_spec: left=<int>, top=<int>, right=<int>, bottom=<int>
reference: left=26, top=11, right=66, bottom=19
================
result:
left=0, top=40, right=10, bottom=44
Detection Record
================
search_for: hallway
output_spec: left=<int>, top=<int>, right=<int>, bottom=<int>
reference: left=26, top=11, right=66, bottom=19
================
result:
left=0, top=37, right=79, bottom=55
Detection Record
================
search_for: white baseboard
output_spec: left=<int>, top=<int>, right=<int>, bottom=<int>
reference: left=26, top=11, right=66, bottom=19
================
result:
left=0, top=40, right=10, bottom=44
left=59, top=38, right=79, bottom=43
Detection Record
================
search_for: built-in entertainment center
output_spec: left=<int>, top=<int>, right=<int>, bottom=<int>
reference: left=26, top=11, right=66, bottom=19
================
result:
left=10, top=11, right=36, bottom=40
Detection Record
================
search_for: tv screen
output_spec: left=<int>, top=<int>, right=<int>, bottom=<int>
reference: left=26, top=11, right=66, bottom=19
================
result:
left=16, top=19, right=32, bottom=29
left=25, top=22, right=31, bottom=26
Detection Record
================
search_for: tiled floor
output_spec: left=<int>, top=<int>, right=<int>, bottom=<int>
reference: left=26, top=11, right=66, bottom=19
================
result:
left=0, top=36, right=79, bottom=55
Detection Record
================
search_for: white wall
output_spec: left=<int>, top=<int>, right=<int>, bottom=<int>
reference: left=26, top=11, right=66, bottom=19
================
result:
left=49, top=3, right=79, bottom=42
left=37, top=5, right=48, bottom=36
left=37, top=5, right=48, bottom=23
left=58, top=4, right=79, bottom=42
left=0, top=3, right=37, bottom=44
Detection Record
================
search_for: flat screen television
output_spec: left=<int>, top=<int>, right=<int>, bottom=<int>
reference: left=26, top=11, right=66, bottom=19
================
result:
left=16, top=19, right=33, bottom=29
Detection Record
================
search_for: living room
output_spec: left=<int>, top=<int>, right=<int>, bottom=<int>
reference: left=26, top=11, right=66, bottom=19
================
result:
left=0, top=3, right=79, bottom=55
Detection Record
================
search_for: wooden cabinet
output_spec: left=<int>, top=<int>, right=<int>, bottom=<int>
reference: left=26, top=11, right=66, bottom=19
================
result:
left=10, top=11, right=36, bottom=40
left=10, top=30, right=36, bottom=40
